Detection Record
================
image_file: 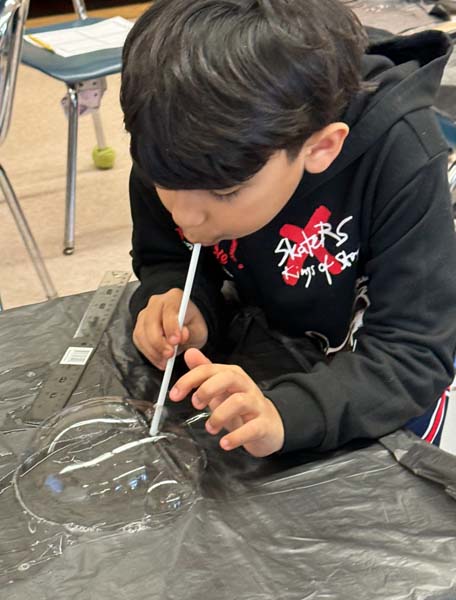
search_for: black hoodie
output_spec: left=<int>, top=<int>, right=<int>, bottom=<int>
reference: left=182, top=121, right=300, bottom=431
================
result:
left=129, top=31, right=456, bottom=453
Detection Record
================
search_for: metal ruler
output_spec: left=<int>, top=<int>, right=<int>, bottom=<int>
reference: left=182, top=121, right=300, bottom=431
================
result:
left=27, top=271, right=131, bottom=424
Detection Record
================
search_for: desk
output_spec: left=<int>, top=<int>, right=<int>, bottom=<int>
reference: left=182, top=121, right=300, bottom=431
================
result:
left=350, top=0, right=440, bottom=34
left=1, top=289, right=456, bottom=599
left=349, top=0, right=456, bottom=79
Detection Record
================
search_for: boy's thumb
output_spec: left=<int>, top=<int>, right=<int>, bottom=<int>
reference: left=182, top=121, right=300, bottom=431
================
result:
left=184, top=348, right=212, bottom=370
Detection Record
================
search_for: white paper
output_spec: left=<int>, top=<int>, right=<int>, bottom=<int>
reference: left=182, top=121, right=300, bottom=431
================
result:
left=24, top=16, right=133, bottom=58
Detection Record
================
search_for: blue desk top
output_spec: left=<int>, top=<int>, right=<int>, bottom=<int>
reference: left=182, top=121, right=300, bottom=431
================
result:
left=22, top=19, right=122, bottom=84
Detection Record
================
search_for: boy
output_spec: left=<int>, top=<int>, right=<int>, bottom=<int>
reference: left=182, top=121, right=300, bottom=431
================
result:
left=121, top=0, right=456, bottom=457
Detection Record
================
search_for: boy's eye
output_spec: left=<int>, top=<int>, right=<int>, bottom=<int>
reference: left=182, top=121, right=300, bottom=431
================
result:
left=210, top=189, right=240, bottom=201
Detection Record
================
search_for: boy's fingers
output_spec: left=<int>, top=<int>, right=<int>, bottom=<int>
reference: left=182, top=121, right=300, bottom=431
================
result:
left=133, top=307, right=171, bottom=369
left=193, top=392, right=224, bottom=411
left=184, top=348, right=212, bottom=370
left=133, top=328, right=166, bottom=370
left=171, top=365, right=244, bottom=401
left=195, top=371, right=248, bottom=407
left=219, top=419, right=265, bottom=452
left=133, top=318, right=155, bottom=360
left=206, top=392, right=254, bottom=434
left=144, top=309, right=173, bottom=357
left=162, top=298, right=182, bottom=345
left=207, top=395, right=227, bottom=413
left=180, top=326, right=190, bottom=346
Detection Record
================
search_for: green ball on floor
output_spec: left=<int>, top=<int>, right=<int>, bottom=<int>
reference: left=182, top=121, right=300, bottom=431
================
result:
left=92, top=146, right=116, bottom=170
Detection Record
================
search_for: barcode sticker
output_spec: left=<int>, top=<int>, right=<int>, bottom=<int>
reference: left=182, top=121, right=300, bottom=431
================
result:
left=60, top=346, right=94, bottom=366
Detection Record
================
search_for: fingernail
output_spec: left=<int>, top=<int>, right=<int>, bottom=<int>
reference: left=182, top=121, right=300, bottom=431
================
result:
left=220, top=439, right=232, bottom=451
left=192, top=393, right=203, bottom=408
left=169, top=386, right=179, bottom=400
left=169, top=335, right=179, bottom=345
left=206, top=421, right=216, bottom=434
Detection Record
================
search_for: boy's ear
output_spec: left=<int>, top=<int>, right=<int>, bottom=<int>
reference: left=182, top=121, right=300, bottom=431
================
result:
left=301, top=123, right=349, bottom=174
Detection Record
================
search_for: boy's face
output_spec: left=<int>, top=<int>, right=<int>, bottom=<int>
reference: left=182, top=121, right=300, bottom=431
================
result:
left=156, top=149, right=306, bottom=246
left=155, top=123, right=348, bottom=245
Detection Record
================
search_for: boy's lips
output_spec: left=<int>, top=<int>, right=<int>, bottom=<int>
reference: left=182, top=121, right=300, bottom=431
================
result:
left=184, top=232, right=221, bottom=246
left=190, top=239, right=219, bottom=247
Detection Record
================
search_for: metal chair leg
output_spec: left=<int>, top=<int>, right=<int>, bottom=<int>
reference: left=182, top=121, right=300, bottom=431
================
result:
left=72, top=0, right=88, bottom=20
left=448, top=159, right=456, bottom=193
left=64, top=85, right=79, bottom=255
left=0, top=164, right=57, bottom=300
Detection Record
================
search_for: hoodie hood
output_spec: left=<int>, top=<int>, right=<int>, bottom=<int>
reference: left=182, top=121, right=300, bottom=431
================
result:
left=302, top=30, right=453, bottom=194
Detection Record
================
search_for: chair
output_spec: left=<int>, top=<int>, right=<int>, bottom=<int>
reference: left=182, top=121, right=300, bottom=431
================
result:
left=21, top=0, right=123, bottom=255
left=435, top=111, right=456, bottom=218
left=0, top=0, right=57, bottom=310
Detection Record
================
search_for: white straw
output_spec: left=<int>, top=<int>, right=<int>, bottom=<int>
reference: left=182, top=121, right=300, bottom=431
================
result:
left=149, top=243, right=202, bottom=436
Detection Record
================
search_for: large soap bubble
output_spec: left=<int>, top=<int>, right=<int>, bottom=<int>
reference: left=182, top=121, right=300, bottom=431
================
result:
left=13, top=397, right=206, bottom=533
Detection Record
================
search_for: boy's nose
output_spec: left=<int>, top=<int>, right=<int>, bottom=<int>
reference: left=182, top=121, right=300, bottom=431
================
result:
left=172, top=191, right=206, bottom=228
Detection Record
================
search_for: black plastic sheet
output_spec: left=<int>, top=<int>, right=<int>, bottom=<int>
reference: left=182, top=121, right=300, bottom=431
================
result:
left=0, top=287, right=456, bottom=599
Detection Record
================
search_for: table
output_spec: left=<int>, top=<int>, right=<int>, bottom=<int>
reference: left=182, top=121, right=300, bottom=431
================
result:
left=1, top=289, right=456, bottom=599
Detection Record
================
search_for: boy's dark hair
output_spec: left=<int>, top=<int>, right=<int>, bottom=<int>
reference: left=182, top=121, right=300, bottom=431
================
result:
left=121, top=0, right=367, bottom=190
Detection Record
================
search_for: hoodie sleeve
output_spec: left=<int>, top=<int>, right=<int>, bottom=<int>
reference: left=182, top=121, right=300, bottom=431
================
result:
left=266, top=152, right=456, bottom=453
left=128, top=165, right=225, bottom=345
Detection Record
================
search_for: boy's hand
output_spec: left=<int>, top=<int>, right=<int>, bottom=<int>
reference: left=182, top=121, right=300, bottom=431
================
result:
left=169, top=349, right=285, bottom=457
left=133, top=289, right=208, bottom=370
